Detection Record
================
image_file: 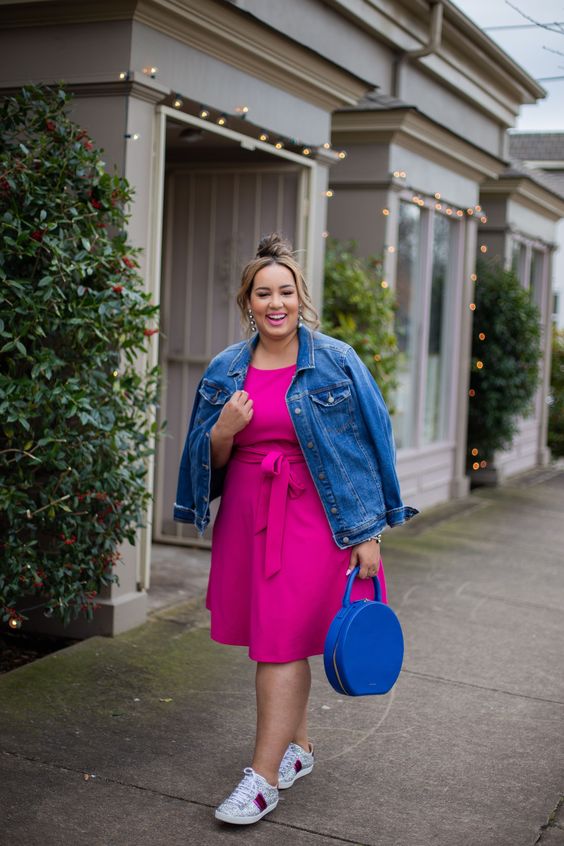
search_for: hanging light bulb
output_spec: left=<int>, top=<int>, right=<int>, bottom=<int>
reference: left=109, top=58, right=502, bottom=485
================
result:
left=338, top=151, right=347, bottom=159
left=470, top=303, right=476, bottom=311
left=173, top=96, right=183, bottom=109
left=469, top=388, right=476, bottom=397
left=471, top=448, right=479, bottom=456
left=302, top=147, right=311, bottom=156
left=259, top=132, right=269, bottom=142
left=199, top=107, right=209, bottom=119
left=382, top=208, right=390, bottom=216
left=217, top=114, right=227, bottom=126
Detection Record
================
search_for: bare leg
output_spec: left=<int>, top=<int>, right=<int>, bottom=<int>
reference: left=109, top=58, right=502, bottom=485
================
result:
left=252, top=659, right=311, bottom=785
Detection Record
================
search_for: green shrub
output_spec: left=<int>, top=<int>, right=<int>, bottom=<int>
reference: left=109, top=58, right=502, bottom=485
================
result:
left=0, top=85, right=162, bottom=628
left=548, top=326, right=564, bottom=458
left=322, top=238, right=398, bottom=407
left=467, top=258, right=542, bottom=472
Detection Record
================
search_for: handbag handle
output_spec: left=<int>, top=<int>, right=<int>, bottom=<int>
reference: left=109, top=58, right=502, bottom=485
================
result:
left=343, top=565, right=382, bottom=606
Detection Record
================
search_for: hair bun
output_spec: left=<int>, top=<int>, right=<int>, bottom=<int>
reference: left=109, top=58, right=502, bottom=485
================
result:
left=256, top=232, right=293, bottom=259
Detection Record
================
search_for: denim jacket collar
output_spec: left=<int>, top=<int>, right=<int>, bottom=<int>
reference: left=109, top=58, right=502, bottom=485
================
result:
left=226, top=324, right=315, bottom=377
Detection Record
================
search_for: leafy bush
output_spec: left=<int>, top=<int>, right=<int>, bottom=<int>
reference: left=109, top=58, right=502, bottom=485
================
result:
left=0, top=85, right=162, bottom=627
left=548, top=326, right=564, bottom=458
left=467, top=258, right=542, bottom=471
left=322, top=238, right=398, bottom=407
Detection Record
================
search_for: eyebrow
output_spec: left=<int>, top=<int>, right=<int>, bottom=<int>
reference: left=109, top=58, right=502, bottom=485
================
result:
left=254, top=284, right=296, bottom=292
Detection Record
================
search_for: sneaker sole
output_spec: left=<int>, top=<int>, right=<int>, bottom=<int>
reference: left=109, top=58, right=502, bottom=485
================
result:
left=278, top=762, right=314, bottom=790
left=215, top=799, right=279, bottom=825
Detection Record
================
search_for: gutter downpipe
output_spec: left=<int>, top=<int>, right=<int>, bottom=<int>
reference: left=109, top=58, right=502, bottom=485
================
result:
left=393, top=0, right=444, bottom=100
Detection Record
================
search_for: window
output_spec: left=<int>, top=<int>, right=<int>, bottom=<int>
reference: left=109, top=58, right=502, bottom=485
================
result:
left=530, top=249, right=544, bottom=311
left=393, top=202, right=421, bottom=448
left=423, top=213, right=453, bottom=444
left=392, top=200, right=459, bottom=449
left=512, top=240, right=526, bottom=284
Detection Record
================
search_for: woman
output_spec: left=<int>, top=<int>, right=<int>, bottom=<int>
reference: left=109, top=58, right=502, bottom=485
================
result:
left=173, top=233, right=418, bottom=825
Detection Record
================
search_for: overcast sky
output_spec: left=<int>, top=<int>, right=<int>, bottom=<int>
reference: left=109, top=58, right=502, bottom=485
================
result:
left=452, top=0, right=564, bottom=131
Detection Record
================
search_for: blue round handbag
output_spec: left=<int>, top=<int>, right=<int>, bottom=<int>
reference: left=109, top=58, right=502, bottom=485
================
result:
left=323, top=565, right=404, bottom=696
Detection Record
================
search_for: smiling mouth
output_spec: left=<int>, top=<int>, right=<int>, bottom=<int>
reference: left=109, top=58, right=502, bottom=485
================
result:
left=266, top=314, right=287, bottom=322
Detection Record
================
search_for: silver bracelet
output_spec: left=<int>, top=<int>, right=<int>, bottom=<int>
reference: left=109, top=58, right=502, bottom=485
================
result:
left=368, top=533, right=382, bottom=544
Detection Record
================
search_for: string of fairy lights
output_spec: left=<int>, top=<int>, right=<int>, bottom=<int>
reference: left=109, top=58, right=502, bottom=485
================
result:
left=118, top=67, right=348, bottom=162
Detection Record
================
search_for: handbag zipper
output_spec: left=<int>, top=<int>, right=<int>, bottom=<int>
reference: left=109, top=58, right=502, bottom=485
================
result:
left=332, top=644, right=349, bottom=694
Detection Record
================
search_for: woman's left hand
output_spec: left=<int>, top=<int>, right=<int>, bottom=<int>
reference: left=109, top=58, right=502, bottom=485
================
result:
left=346, top=540, right=381, bottom=579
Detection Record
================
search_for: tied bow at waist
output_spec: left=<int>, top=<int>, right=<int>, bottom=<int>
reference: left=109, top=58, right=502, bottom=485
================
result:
left=233, top=447, right=306, bottom=579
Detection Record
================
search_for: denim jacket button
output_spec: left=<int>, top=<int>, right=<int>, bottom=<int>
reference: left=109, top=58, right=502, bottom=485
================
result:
left=307, top=441, right=314, bottom=449
left=318, top=471, right=325, bottom=480
left=294, top=407, right=301, bottom=414
left=202, top=463, right=209, bottom=470
left=343, top=536, right=350, bottom=544
left=330, top=506, right=338, bottom=514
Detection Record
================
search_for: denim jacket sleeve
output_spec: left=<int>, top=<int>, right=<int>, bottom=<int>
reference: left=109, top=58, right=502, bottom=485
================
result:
left=343, top=346, right=415, bottom=527
left=173, top=377, right=227, bottom=529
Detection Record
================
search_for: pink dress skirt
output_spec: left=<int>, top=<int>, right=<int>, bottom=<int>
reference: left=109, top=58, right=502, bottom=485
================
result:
left=206, top=364, right=387, bottom=663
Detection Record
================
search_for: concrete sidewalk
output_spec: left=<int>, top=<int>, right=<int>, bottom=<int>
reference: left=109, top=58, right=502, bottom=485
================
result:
left=1, top=468, right=563, bottom=846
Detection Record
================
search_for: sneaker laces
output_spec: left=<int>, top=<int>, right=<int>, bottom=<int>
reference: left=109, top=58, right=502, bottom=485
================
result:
left=279, top=745, right=297, bottom=771
left=227, top=768, right=266, bottom=807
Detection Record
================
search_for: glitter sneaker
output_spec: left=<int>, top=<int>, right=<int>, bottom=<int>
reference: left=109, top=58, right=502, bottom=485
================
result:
left=214, top=767, right=279, bottom=825
left=278, top=742, right=315, bottom=789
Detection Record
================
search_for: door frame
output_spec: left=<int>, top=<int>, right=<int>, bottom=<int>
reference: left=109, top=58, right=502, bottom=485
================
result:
left=139, top=105, right=318, bottom=588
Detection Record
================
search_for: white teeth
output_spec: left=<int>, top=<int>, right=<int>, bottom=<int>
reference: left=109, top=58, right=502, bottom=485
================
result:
left=268, top=315, right=286, bottom=321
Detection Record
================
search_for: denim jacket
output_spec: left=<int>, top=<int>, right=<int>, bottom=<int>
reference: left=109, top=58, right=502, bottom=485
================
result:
left=173, top=325, right=419, bottom=547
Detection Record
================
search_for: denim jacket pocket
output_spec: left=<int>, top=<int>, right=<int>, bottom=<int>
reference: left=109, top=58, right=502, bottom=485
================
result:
left=309, top=383, right=353, bottom=434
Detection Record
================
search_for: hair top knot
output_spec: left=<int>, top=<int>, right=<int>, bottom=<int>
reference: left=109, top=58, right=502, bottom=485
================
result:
left=256, top=233, right=293, bottom=260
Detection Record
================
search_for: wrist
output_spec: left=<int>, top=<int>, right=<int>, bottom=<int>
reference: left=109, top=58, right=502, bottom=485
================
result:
left=211, top=421, right=234, bottom=444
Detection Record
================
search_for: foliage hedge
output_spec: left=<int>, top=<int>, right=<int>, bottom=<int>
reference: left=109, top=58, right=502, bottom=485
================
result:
left=548, top=326, right=564, bottom=458
left=322, top=238, right=398, bottom=408
left=467, top=258, right=542, bottom=472
left=0, top=85, right=162, bottom=628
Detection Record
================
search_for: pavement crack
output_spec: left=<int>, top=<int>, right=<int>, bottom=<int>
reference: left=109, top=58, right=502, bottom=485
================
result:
left=402, top=669, right=564, bottom=706
left=533, top=793, right=564, bottom=844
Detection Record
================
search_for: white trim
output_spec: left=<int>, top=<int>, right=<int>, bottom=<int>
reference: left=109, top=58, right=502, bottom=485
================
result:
left=139, top=105, right=167, bottom=591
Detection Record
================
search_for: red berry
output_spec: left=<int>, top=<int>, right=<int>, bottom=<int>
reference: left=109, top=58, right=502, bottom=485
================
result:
left=122, top=257, right=135, bottom=268
left=31, top=230, right=44, bottom=242
left=45, top=119, right=56, bottom=132
left=112, top=284, right=124, bottom=293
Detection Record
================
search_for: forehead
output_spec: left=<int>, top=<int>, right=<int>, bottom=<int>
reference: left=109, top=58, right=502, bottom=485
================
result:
left=253, top=263, right=296, bottom=289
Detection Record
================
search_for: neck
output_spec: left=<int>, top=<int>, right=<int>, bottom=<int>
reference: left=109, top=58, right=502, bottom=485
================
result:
left=254, top=330, right=299, bottom=365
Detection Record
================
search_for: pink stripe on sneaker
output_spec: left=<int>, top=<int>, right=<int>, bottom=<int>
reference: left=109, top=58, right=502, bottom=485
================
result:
left=254, top=792, right=267, bottom=812
left=294, top=759, right=302, bottom=773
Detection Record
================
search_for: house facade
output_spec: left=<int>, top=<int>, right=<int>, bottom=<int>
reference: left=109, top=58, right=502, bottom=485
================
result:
left=1, top=0, right=556, bottom=637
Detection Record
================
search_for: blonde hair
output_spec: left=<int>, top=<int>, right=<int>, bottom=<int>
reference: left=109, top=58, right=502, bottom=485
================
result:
left=236, top=233, right=320, bottom=335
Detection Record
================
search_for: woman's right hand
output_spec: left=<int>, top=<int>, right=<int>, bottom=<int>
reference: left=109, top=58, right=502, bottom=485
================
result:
left=214, top=390, right=253, bottom=438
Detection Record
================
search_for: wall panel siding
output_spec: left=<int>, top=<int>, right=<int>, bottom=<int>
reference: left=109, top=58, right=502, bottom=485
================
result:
left=156, top=164, right=302, bottom=543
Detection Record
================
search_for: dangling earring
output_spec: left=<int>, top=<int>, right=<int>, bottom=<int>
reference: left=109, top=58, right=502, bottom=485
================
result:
left=298, top=305, right=304, bottom=327
left=248, top=308, right=257, bottom=333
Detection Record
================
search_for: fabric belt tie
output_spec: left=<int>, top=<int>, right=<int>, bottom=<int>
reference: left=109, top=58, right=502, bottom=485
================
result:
left=233, top=447, right=306, bottom=579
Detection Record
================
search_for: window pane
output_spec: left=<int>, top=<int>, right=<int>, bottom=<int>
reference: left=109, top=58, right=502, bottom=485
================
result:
left=512, top=240, right=526, bottom=285
left=393, top=201, right=421, bottom=448
left=423, top=213, right=453, bottom=443
left=530, top=249, right=544, bottom=310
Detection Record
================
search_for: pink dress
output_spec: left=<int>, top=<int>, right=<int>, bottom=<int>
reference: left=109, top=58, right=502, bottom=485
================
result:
left=206, top=364, right=387, bottom=662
